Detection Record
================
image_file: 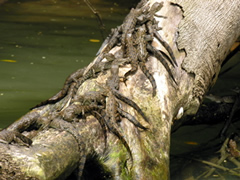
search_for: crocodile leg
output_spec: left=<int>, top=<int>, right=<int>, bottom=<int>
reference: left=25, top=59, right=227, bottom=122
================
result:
left=112, top=89, right=150, bottom=123
left=146, top=43, right=177, bottom=84
left=91, top=110, right=108, bottom=148
left=135, top=24, right=157, bottom=97
left=117, top=107, right=147, bottom=130
left=101, top=108, right=133, bottom=165
left=153, top=30, right=177, bottom=67
left=139, top=61, right=157, bottom=97
left=0, top=129, right=32, bottom=147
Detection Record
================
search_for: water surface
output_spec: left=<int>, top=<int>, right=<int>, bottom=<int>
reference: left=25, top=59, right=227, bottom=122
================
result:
left=0, top=1, right=240, bottom=179
left=0, top=0, right=137, bottom=127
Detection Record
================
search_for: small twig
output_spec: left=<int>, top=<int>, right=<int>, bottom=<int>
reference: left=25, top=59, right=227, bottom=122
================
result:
left=228, top=156, right=240, bottom=168
left=202, top=138, right=230, bottom=178
left=215, top=170, right=226, bottom=180
left=220, top=92, right=240, bottom=137
left=200, top=159, right=240, bottom=177
left=84, top=0, right=106, bottom=40
left=195, top=137, right=240, bottom=178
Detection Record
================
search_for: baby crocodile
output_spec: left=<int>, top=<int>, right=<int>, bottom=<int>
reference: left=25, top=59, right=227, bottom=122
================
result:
left=0, top=129, right=32, bottom=147
left=136, top=24, right=157, bottom=97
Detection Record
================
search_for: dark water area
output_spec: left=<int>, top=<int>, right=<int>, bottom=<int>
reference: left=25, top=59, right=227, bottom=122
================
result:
left=0, top=0, right=139, bottom=128
left=0, top=0, right=240, bottom=179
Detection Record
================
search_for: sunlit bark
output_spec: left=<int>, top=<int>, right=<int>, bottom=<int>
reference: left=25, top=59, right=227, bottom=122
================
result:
left=0, top=0, right=239, bottom=179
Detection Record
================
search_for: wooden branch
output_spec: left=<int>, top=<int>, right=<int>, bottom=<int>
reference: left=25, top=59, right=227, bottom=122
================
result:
left=173, top=0, right=240, bottom=111
left=0, top=0, right=240, bottom=179
left=0, top=115, right=105, bottom=179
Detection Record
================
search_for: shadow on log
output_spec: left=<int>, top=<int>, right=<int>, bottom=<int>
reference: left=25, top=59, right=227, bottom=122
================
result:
left=0, top=0, right=239, bottom=179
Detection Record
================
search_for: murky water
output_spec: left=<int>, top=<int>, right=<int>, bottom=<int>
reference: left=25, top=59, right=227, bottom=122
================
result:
left=0, top=0, right=138, bottom=128
left=0, top=0, right=240, bottom=179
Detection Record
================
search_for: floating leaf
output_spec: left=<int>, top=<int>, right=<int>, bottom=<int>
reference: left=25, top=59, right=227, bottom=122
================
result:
left=184, top=141, right=198, bottom=145
left=89, top=39, right=100, bottom=43
left=0, top=59, right=17, bottom=63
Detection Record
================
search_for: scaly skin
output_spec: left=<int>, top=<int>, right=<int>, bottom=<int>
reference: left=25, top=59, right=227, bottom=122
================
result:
left=105, top=63, right=133, bottom=162
left=106, top=62, right=149, bottom=124
left=139, top=61, right=157, bottom=97
left=62, top=103, right=104, bottom=122
left=136, top=25, right=148, bottom=62
left=91, top=110, right=108, bottom=148
left=145, top=2, right=178, bottom=68
left=32, top=56, right=123, bottom=110
left=112, top=88, right=150, bottom=123
left=121, top=8, right=144, bottom=46
left=146, top=43, right=177, bottom=84
left=124, top=32, right=139, bottom=81
left=117, top=107, right=147, bottom=130
left=0, top=1, right=181, bottom=179
left=97, top=27, right=121, bottom=56
left=137, top=2, right=163, bottom=23
left=78, top=90, right=106, bottom=106
left=153, top=30, right=177, bottom=67
left=136, top=24, right=157, bottom=97
left=0, top=129, right=32, bottom=147
left=104, top=92, right=133, bottom=163
left=121, top=4, right=147, bottom=81
left=122, top=2, right=166, bottom=91
left=96, top=28, right=117, bottom=56
left=107, top=62, right=120, bottom=90
left=146, top=19, right=177, bottom=79
left=84, top=27, right=121, bottom=76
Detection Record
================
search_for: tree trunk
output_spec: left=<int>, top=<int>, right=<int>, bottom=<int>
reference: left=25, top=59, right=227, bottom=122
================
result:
left=0, top=0, right=239, bottom=179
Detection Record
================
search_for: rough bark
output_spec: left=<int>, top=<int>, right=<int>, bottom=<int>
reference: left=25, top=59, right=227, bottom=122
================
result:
left=0, top=0, right=239, bottom=179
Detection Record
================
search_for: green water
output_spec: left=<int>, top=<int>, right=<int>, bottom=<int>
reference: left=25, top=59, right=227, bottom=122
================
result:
left=0, top=0, right=138, bottom=128
left=0, top=0, right=240, bottom=179
left=1, top=0, right=239, bottom=129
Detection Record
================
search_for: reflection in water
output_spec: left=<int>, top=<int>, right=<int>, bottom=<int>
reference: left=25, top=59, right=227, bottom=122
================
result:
left=0, top=0, right=135, bottom=127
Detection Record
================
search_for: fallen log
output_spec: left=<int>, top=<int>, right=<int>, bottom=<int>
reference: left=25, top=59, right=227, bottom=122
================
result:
left=0, top=0, right=239, bottom=179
